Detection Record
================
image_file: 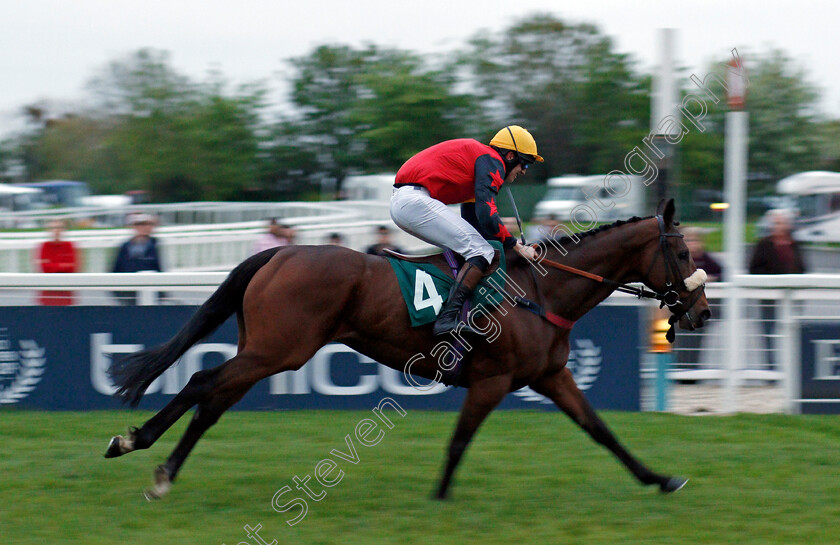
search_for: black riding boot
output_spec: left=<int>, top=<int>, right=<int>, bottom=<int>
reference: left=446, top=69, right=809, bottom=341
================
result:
left=432, top=258, right=488, bottom=336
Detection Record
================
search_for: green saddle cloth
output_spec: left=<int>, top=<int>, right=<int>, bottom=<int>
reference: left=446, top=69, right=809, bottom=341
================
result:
left=387, top=241, right=507, bottom=327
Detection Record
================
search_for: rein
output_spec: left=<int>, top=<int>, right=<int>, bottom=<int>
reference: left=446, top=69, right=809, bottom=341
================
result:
left=519, top=215, right=706, bottom=340
left=531, top=215, right=681, bottom=309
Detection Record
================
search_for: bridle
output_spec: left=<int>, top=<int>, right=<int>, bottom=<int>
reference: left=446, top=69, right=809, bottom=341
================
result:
left=643, top=215, right=708, bottom=340
left=531, top=215, right=707, bottom=341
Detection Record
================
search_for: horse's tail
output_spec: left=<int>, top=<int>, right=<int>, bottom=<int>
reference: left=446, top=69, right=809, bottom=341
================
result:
left=109, top=247, right=282, bottom=406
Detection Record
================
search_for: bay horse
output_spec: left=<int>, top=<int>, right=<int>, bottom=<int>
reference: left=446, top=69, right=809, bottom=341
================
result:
left=105, top=199, right=710, bottom=500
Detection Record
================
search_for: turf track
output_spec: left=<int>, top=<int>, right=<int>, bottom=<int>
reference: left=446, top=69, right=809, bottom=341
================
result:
left=1, top=410, right=838, bottom=544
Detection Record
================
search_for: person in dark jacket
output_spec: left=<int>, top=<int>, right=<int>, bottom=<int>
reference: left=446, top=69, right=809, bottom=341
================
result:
left=112, top=213, right=164, bottom=305
left=749, top=210, right=806, bottom=275
left=748, top=209, right=806, bottom=367
left=365, top=226, right=403, bottom=256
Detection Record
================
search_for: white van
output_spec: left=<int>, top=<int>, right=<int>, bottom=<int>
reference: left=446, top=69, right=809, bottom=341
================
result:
left=0, top=185, right=47, bottom=213
left=0, top=185, right=48, bottom=228
left=533, top=174, right=646, bottom=222
left=776, top=170, right=840, bottom=242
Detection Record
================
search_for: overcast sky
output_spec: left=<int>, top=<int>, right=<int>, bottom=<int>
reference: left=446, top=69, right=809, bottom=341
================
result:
left=2, top=0, right=838, bottom=136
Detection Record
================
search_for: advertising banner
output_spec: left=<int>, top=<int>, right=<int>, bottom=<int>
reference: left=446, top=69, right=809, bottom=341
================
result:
left=0, top=305, right=640, bottom=411
left=797, top=321, right=840, bottom=414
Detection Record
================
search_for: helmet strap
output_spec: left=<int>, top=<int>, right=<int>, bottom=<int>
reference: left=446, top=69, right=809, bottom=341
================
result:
left=490, top=146, right=519, bottom=174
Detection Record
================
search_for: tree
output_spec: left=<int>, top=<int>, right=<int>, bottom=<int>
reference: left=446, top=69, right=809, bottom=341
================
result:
left=283, top=44, right=480, bottom=197
left=349, top=50, right=479, bottom=169
left=679, top=48, right=825, bottom=201
left=89, top=50, right=268, bottom=201
left=744, top=49, right=823, bottom=192
left=11, top=50, right=270, bottom=202
left=457, top=14, right=650, bottom=179
left=17, top=115, right=119, bottom=189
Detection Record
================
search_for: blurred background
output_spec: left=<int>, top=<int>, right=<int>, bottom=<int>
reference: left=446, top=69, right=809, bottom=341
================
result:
left=1, top=0, right=838, bottom=210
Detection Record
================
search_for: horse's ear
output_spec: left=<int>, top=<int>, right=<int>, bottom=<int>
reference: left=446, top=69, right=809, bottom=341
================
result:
left=655, top=199, right=666, bottom=215
left=656, top=198, right=676, bottom=226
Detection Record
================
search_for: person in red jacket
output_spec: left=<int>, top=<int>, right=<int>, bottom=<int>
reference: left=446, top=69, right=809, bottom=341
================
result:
left=35, top=219, right=79, bottom=305
left=391, top=125, right=542, bottom=336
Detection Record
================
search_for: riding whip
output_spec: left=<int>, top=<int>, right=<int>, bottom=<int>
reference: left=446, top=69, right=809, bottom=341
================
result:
left=506, top=186, right=526, bottom=245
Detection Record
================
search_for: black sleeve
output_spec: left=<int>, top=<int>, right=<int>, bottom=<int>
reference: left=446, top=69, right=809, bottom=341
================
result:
left=472, top=154, right=516, bottom=249
left=460, top=202, right=488, bottom=237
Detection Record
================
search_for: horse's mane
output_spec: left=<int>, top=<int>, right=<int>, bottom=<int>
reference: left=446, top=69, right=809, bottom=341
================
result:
left=539, top=215, right=654, bottom=248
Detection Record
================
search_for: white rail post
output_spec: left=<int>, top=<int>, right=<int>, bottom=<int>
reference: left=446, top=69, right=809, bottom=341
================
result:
left=779, top=288, right=796, bottom=413
left=723, top=110, right=749, bottom=414
left=138, top=288, right=157, bottom=306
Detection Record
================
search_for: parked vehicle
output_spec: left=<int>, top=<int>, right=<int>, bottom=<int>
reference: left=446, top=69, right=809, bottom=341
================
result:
left=0, top=185, right=48, bottom=228
left=0, top=185, right=47, bottom=212
left=11, top=180, right=90, bottom=207
left=776, top=171, right=840, bottom=242
left=532, top=174, right=646, bottom=222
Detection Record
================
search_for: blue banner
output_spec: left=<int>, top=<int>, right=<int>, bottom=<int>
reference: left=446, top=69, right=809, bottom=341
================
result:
left=798, top=321, right=840, bottom=414
left=0, top=305, right=640, bottom=411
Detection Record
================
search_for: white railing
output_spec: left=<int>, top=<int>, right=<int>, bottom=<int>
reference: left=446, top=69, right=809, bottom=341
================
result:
left=0, top=200, right=391, bottom=229
left=0, top=200, right=430, bottom=273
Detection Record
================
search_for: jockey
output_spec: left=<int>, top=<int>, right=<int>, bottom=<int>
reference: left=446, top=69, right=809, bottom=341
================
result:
left=391, top=125, right=542, bottom=336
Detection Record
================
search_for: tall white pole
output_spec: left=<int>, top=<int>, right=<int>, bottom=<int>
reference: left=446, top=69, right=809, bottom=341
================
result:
left=723, top=110, right=749, bottom=413
left=651, top=29, right=678, bottom=134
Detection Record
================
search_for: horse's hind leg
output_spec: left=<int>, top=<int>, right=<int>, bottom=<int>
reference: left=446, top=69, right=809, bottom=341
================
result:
left=143, top=350, right=289, bottom=499
left=531, top=368, right=687, bottom=493
left=436, top=373, right=512, bottom=500
left=104, top=365, right=224, bottom=458
left=105, top=311, right=250, bottom=459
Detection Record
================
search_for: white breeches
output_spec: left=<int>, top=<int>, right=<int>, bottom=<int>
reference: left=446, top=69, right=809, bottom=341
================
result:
left=390, top=185, right=496, bottom=264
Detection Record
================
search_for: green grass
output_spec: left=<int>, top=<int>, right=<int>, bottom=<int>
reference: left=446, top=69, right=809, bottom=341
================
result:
left=1, top=410, right=839, bottom=544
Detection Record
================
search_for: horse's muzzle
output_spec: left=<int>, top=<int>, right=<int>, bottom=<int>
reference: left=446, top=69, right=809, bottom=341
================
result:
left=679, top=307, right=711, bottom=331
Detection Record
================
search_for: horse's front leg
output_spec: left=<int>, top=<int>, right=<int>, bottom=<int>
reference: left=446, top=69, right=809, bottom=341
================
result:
left=436, top=373, right=512, bottom=500
left=531, top=367, right=687, bottom=493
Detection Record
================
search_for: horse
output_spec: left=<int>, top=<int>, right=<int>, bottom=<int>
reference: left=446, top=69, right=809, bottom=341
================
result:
left=105, top=198, right=711, bottom=500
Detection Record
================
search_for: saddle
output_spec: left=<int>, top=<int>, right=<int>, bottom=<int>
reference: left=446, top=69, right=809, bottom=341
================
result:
left=383, top=246, right=506, bottom=388
left=384, top=242, right=507, bottom=329
left=383, top=248, right=502, bottom=278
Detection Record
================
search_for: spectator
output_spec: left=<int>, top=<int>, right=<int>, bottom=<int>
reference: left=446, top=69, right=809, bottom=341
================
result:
left=748, top=209, right=806, bottom=368
left=112, top=213, right=164, bottom=305
left=327, top=233, right=345, bottom=246
left=35, top=219, right=79, bottom=306
left=748, top=210, right=806, bottom=275
left=365, top=226, right=404, bottom=256
left=253, top=218, right=295, bottom=254
left=683, top=227, right=722, bottom=282
left=674, top=228, right=721, bottom=371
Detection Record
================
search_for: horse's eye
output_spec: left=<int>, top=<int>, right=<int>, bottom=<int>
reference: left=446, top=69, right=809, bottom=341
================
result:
left=678, top=251, right=689, bottom=260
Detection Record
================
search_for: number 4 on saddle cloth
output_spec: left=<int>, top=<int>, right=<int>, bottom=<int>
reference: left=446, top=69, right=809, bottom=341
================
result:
left=387, top=241, right=508, bottom=327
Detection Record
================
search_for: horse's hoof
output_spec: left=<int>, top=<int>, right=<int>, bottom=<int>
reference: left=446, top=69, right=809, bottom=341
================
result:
left=660, top=476, right=688, bottom=493
left=143, top=465, right=173, bottom=501
left=104, top=436, right=121, bottom=458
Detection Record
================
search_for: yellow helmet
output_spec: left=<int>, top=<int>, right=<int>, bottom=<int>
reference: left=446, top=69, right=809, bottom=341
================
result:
left=489, top=125, right=544, bottom=163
